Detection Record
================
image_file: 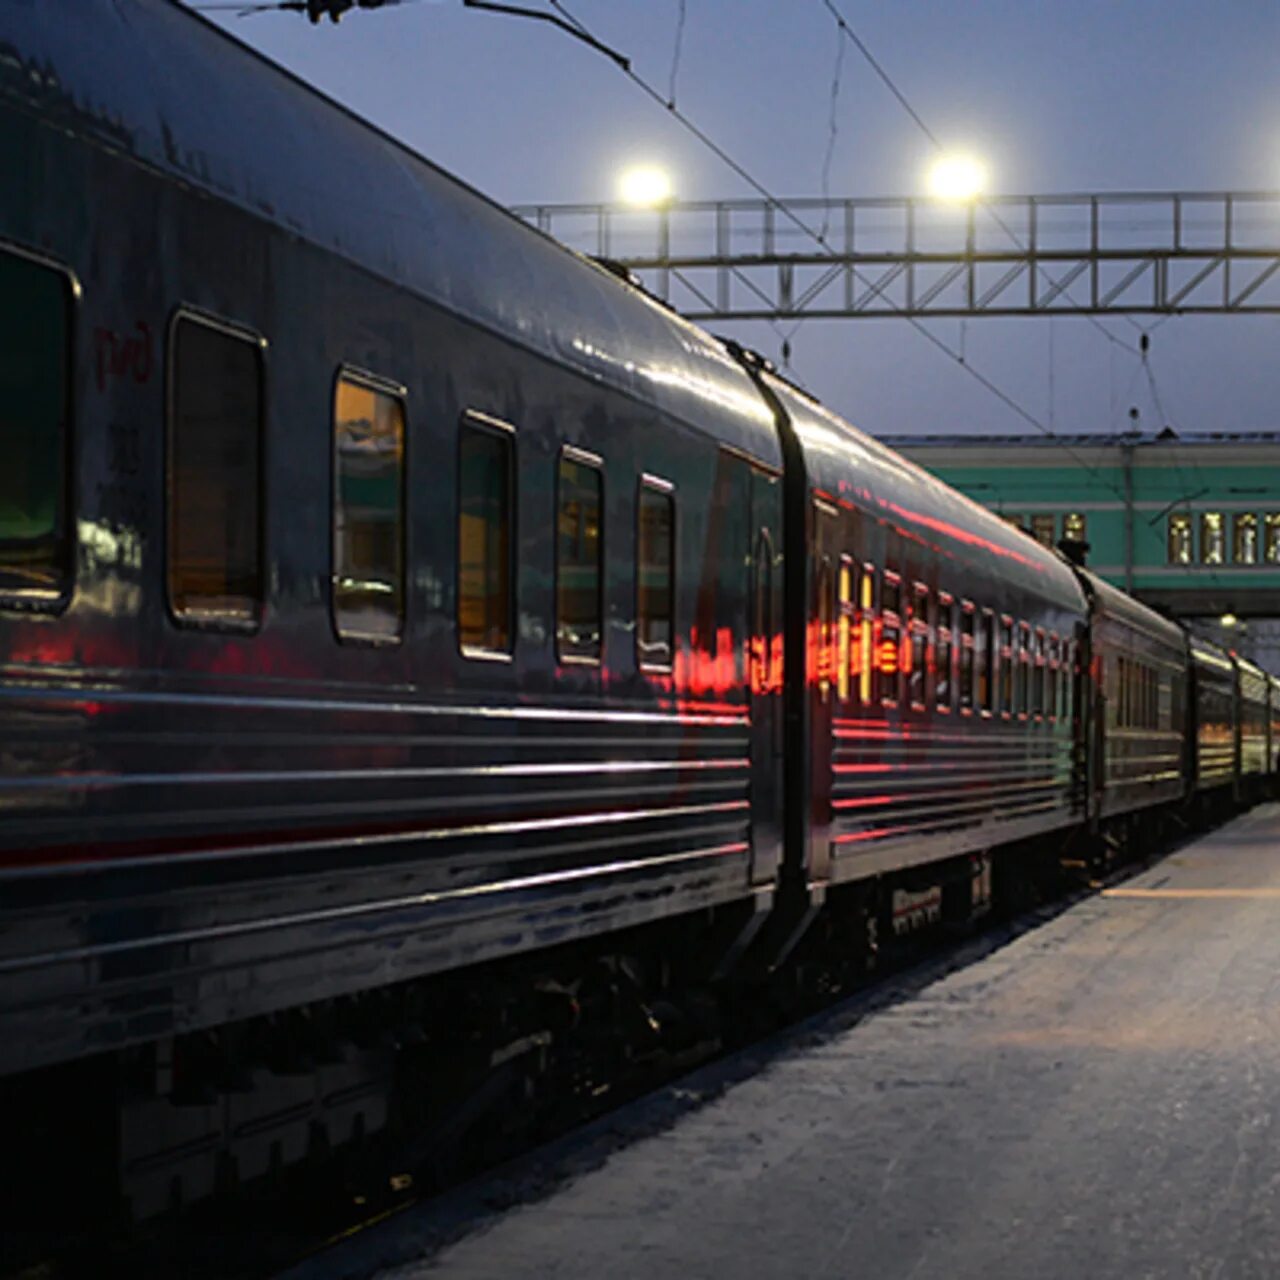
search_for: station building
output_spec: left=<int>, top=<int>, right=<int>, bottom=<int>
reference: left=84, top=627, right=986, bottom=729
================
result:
left=878, top=431, right=1280, bottom=670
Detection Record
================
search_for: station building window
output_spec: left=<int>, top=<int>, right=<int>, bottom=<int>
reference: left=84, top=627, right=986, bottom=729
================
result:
left=1167, top=513, right=1192, bottom=565
left=458, top=412, right=514, bottom=656
left=1233, top=513, right=1258, bottom=565
left=1063, top=512, right=1087, bottom=543
left=333, top=372, right=405, bottom=643
left=0, top=248, right=72, bottom=602
left=636, top=479, right=675, bottom=670
left=1265, top=513, right=1280, bottom=564
left=556, top=448, right=603, bottom=662
left=1003, top=513, right=1025, bottom=530
left=1200, top=512, right=1225, bottom=565
left=168, top=313, right=264, bottom=625
left=1030, top=514, right=1055, bottom=548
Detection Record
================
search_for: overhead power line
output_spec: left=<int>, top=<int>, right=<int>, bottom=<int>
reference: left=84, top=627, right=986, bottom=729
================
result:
left=542, top=0, right=1129, bottom=500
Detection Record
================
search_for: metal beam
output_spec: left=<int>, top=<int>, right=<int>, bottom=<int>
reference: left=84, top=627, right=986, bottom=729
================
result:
left=511, top=191, right=1280, bottom=320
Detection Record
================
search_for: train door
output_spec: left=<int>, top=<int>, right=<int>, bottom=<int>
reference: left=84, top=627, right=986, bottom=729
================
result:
left=808, top=499, right=840, bottom=885
left=747, top=464, right=784, bottom=886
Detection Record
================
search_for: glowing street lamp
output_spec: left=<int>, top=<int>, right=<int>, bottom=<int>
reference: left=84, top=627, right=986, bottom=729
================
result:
left=926, top=153, right=988, bottom=202
left=618, top=165, right=674, bottom=208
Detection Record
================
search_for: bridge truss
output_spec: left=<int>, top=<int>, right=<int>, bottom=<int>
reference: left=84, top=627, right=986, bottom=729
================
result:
left=512, top=192, right=1280, bottom=321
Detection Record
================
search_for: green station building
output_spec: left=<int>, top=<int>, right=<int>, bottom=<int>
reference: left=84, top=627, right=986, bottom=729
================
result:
left=878, top=431, right=1280, bottom=669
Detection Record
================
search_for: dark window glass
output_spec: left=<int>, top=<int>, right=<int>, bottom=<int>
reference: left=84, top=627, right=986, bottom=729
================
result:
left=556, top=452, right=603, bottom=661
left=169, top=316, right=262, bottom=623
left=637, top=483, right=674, bottom=669
left=0, top=251, right=70, bottom=600
left=458, top=419, right=513, bottom=653
left=333, top=374, right=404, bottom=642
left=1032, top=629, right=1045, bottom=717
left=935, top=597, right=952, bottom=711
left=1017, top=623, right=1030, bottom=714
left=1000, top=618, right=1014, bottom=714
left=959, top=606, right=975, bottom=711
left=908, top=586, right=928, bottom=709
left=979, top=609, right=995, bottom=712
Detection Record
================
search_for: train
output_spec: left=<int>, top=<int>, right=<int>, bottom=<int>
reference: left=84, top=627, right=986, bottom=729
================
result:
left=2, top=0, right=1278, bottom=1222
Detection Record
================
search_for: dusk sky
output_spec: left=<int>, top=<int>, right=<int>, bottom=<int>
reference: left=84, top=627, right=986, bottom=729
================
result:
left=190, top=1, right=1280, bottom=443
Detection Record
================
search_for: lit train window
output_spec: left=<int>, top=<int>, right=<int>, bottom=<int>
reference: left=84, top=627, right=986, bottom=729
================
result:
left=458, top=412, right=515, bottom=656
left=859, top=565, right=875, bottom=705
left=816, top=555, right=834, bottom=702
left=934, top=592, right=953, bottom=712
left=880, top=571, right=901, bottom=707
left=958, top=602, right=975, bottom=713
left=999, top=617, right=1014, bottom=716
left=909, top=583, right=929, bottom=711
left=556, top=448, right=603, bottom=663
left=168, top=313, right=264, bottom=626
left=837, top=559, right=853, bottom=702
left=636, top=478, right=675, bottom=670
left=0, top=248, right=73, bottom=604
left=978, top=608, right=995, bottom=714
left=332, top=372, right=405, bottom=644
left=1063, top=512, right=1087, bottom=543
left=1016, top=622, right=1030, bottom=717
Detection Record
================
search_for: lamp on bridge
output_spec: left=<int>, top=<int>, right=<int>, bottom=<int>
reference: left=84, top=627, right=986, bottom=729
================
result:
left=926, top=154, right=988, bottom=202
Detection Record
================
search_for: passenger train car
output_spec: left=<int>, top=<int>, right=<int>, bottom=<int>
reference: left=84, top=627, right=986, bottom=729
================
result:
left=1, top=0, right=1277, bottom=1218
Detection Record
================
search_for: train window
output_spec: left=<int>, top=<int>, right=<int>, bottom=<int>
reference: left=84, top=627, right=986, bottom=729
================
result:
left=636, top=479, right=675, bottom=670
left=332, top=372, right=405, bottom=644
left=1032, top=628, right=1046, bottom=718
left=1266, top=514, right=1280, bottom=564
left=556, top=448, right=603, bottom=662
left=168, top=313, right=264, bottom=626
left=1030, top=514, right=1055, bottom=548
left=1167, top=513, right=1193, bottom=564
left=880, top=571, right=902, bottom=707
left=958, top=602, right=975, bottom=713
left=1016, top=622, right=1030, bottom=717
left=458, top=412, right=515, bottom=656
left=837, top=559, right=854, bottom=702
left=999, top=617, right=1013, bottom=716
left=1063, top=641, right=1074, bottom=721
left=1047, top=634, right=1060, bottom=721
left=1233, top=513, right=1258, bottom=565
left=0, top=248, right=73, bottom=604
left=858, top=565, right=874, bottom=705
left=1200, top=512, right=1224, bottom=565
left=909, top=583, right=929, bottom=710
left=935, top=592, right=953, bottom=712
left=979, top=608, right=995, bottom=714
left=816, top=555, right=834, bottom=702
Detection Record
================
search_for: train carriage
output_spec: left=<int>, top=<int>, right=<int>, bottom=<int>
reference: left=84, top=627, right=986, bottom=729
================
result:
left=1190, top=639, right=1236, bottom=809
left=1077, top=570, right=1188, bottom=821
left=0, top=0, right=789, bottom=1080
left=746, top=369, right=1088, bottom=899
left=1236, top=655, right=1270, bottom=800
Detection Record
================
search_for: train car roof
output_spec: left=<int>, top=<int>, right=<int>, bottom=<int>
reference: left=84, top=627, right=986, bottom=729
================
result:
left=2, top=0, right=778, bottom=467
left=763, top=373, right=1086, bottom=610
left=1076, top=569, right=1186, bottom=654
left=1190, top=636, right=1234, bottom=674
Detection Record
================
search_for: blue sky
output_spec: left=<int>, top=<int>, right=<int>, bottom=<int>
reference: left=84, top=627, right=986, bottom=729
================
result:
left=190, top=0, right=1280, bottom=441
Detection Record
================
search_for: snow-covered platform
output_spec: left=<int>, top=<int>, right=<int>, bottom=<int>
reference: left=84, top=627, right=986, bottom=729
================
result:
left=303, top=803, right=1280, bottom=1280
